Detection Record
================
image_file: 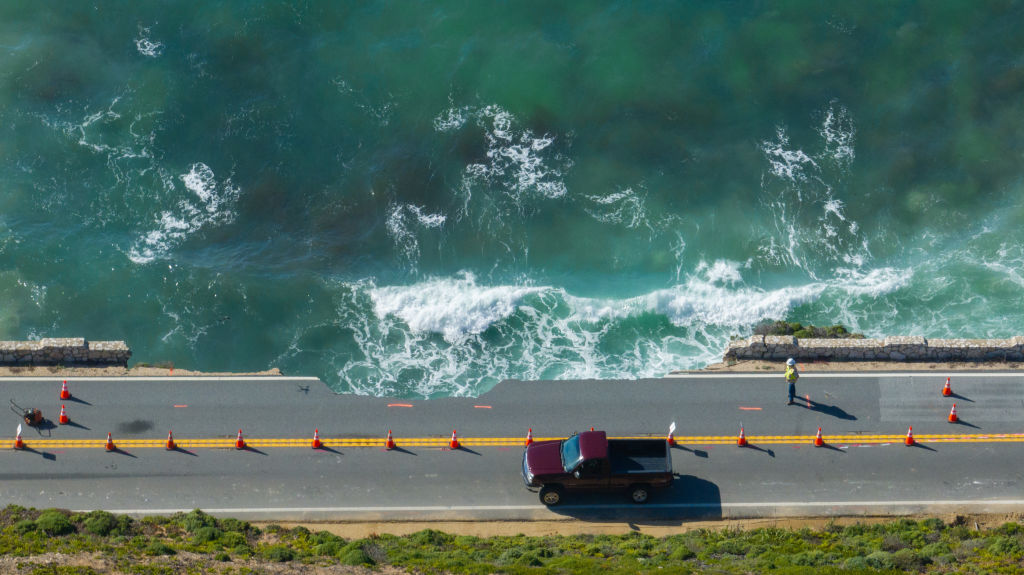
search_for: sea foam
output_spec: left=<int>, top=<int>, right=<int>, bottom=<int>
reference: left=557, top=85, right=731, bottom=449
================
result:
left=128, top=163, right=240, bottom=263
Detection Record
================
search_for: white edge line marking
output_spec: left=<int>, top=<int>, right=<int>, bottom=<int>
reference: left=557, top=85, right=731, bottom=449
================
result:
left=664, top=372, right=1024, bottom=379
left=92, top=500, right=1024, bottom=515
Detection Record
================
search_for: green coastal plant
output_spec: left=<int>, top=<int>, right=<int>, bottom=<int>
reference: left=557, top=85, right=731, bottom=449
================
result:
left=752, top=321, right=864, bottom=339
left=5, top=506, right=1024, bottom=573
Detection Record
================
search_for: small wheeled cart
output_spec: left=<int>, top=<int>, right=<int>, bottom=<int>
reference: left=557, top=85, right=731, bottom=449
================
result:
left=10, top=399, right=43, bottom=427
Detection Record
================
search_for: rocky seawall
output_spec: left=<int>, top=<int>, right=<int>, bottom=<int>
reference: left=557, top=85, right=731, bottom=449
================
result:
left=725, top=336, right=1024, bottom=362
left=0, top=338, right=130, bottom=366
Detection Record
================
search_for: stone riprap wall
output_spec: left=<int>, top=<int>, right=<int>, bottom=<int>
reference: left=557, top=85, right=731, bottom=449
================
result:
left=0, top=338, right=131, bottom=366
left=725, top=335, right=1024, bottom=362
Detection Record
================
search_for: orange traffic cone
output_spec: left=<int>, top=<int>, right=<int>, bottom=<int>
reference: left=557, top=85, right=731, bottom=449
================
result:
left=14, top=425, right=24, bottom=450
left=905, top=426, right=915, bottom=446
left=737, top=426, right=748, bottom=447
left=235, top=429, right=246, bottom=450
left=667, top=421, right=676, bottom=446
left=105, top=432, right=115, bottom=452
left=312, top=429, right=322, bottom=449
left=449, top=430, right=460, bottom=449
left=385, top=429, right=396, bottom=450
left=60, top=380, right=70, bottom=400
left=590, top=427, right=595, bottom=432
left=58, top=404, right=69, bottom=425
left=525, top=428, right=533, bottom=447
left=948, top=404, right=958, bottom=423
left=814, top=427, right=824, bottom=447
left=942, top=377, right=952, bottom=397
left=165, top=431, right=176, bottom=450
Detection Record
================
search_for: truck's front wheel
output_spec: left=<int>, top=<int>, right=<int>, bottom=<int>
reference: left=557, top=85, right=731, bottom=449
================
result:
left=539, top=485, right=564, bottom=506
left=629, top=485, right=650, bottom=504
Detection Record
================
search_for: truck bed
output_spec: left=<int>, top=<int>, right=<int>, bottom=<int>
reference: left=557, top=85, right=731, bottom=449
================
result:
left=607, top=439, right=671, bottom=475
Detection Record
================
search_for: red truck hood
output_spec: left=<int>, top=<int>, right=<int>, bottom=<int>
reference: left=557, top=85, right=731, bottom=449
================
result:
left=525, top=440, right=564, bottom=476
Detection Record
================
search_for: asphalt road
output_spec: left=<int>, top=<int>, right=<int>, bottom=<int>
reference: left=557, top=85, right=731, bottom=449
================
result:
left=2, top=372, right=1024, bottom=522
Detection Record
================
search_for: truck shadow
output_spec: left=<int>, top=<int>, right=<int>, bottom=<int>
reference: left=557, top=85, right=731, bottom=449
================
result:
left=543, top=475, right=721, bottom=524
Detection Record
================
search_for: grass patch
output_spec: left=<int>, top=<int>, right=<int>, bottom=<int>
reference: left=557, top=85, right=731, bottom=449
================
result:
left=6, top=506, right=1024, bottom=573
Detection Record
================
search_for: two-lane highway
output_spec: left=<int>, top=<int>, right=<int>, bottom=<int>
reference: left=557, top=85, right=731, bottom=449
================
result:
left=2, top=373, right=1023, bottom=521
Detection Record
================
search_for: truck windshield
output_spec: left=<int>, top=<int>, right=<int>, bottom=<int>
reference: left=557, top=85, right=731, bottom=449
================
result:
left=560, top=435, right=583, bottom=472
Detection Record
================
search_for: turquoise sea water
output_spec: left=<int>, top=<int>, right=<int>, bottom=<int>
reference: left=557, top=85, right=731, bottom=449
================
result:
left=2, top=3, right=1024, bottom=397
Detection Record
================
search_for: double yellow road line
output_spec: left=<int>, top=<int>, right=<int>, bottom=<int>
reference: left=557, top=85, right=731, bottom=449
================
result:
left=14, top=433, right=1024, bottom=450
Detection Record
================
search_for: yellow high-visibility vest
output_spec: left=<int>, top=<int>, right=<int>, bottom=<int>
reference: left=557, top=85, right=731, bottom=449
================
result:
left=785, top=367, right=798, bottom=382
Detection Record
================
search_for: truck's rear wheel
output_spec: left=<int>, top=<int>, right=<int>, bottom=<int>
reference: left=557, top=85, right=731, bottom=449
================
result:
left=629, top=485, right=650, bottom=504
left=539, top=485, right=564, bottom=506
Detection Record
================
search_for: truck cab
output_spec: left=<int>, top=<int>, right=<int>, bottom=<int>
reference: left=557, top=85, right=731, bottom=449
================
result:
left=522, top=430, right=673, bottom=505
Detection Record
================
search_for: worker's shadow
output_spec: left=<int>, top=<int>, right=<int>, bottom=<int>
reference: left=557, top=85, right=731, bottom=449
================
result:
left=801, top=399, right=856, bottom=420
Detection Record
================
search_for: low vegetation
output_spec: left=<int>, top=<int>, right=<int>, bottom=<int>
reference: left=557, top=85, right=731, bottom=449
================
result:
left=753, top=321, right=865, bottom=340
left=3, top=506, right=1024, bottom=573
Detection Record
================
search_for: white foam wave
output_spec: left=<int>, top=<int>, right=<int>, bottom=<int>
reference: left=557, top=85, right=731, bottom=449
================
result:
left=762, top=126, right=818, bottom=183
left=439, top=104, right=569, bottom=210
left=584, top=187, right=649, bottom=229
left=818, top=101, right=856, bottom=167
left=385, top=203, right=446, bottom=269
left=128, top=163, right=240, bottom=264
left=341, top=264, right=911, bottom=396
left=695, top=259, right=746, bottom=285
left=369, top=272, right=543, bottom=343
left=135, top=26, right=164, bottom=58
left=433, top=104, right=469, bottom=132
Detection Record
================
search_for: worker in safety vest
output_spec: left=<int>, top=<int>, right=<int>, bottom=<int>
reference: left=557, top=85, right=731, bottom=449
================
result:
left=785, top=357, right=799, bottom=405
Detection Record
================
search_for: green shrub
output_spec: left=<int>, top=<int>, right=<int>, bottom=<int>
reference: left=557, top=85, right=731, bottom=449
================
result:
left=996, top=522, right=1023, bottom=536
left=880, top=533, right=906, bottom=551
left=36, top=511, right=75, bottom=536
left=179, top=509, right=216, bottom=533
left=83, top=511, right=118, bottom=536
left=214, top=552, right=230, bottom=562
left=232, top=544, right=253, bottom=557
left=289, top=526, right=311, bottom=538
left=145, top=541, right=175, bottom=556
left=409, top=529, right=453, bottom=547
left=513, top=551, right=544, bottom=567
left=315, top=541, right=341, bottom=556
left=865, top=550, right=893, bottom=569
left=892, top=548, right=925, bottom=570
left=220, top=532, right=247, bottom=548
left=217, top=517, right=253, bottom=534
left=792, top=329, right=813, bottom=339
left=668, top=545, right=695, bottom=561
left=843, top=555, right=868, bottom=570
left=261, top=545, right=295, bottom=562
left=498, top=548, right=525, bottom=564
left=192, top=526, right=222, bottom=544
left=921, top=541, right=951, bottom=558
left=338, top=543, right=375, bottom=566
left=14, top=519, right=37, bottom=534
left=987, top=535, right=1022, bottom=555
left=791, top=549, right=826, bottom=566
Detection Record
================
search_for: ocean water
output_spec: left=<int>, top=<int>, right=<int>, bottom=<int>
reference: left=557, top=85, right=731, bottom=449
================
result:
left=2, top=3, right=1024, bottom=397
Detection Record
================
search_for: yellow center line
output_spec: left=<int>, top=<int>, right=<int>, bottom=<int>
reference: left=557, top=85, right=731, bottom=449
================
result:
left=11, top=433, right=1024, bottom=449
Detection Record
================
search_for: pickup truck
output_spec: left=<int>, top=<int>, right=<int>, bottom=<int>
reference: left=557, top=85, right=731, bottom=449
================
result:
left=522, top=430, right=673, bottom=506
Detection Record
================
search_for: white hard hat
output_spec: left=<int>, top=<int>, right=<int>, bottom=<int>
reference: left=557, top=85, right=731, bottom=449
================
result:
left=786, top=358, right=796, bottom=366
